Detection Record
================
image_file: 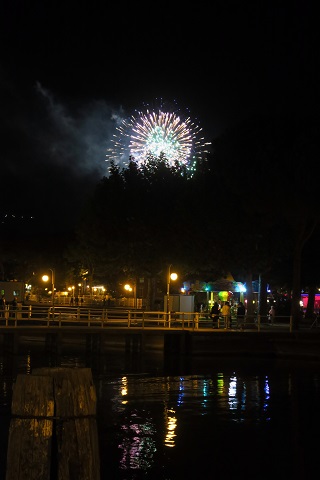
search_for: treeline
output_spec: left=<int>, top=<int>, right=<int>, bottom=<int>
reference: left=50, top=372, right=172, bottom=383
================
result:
left=2, top=112, right=320, bottom=328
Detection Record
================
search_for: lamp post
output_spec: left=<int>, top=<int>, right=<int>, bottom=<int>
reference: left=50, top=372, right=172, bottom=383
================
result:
left=133, top=282, right=137, bottom=309
left=124, top=284, right=132, bottom=308
left=49, top=268, right=54, bottom=307
left=68, top=286, right=75, bottom=305
left=124, top=279, right=137, bottom=309
left=166, top=265, right=178, bottom=320
left=42, top=268, right=55, bottom=308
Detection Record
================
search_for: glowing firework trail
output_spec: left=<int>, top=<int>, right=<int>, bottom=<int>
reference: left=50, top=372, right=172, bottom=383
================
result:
left=131, top=110, right=194, bottom=163
left=106, top=106, right=210, bottom=170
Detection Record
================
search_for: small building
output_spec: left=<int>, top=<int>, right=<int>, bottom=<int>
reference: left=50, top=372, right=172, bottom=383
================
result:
left=0, top=281, right=25, bottom=303
left=183, top=273, right=247, bottom=310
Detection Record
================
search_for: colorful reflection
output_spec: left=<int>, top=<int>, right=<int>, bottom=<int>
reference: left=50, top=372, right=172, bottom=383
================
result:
left=99, top=370, right=275, bottom=474
left=1, top=353, right=319, bottom=479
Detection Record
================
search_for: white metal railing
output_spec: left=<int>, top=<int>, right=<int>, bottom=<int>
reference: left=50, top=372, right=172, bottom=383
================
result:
left=0, top=305, right=295, bottom=331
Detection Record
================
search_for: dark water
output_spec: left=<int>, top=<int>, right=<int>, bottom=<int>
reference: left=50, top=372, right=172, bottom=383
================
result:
left=1, top=341, right=320, bottom=479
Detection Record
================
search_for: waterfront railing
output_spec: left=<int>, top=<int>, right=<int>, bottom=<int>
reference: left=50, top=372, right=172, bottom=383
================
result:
left=0, top=304, right=296, bottom=331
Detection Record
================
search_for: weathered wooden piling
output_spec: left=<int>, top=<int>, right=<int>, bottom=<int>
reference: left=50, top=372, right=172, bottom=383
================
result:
left=6, top=374, right=54, bottom=480
left=45, top=333, right=62, bottom=355
left=164, top=331, right=190, bottom=355
left=6, top=367, right=100, bottom=480
left=2, top=333, right=19, bottom=354
left=85, top=333, right=102, bottom=355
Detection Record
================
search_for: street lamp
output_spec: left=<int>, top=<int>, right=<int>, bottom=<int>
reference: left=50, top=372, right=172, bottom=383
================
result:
left=42, top=268, right=55, bottom=307
left=166, top=265, right=178, bottom=317
left=124, top=284, right=132, bottom=307
left=68, top=286, right=75, bottom=304
left=124, top=283, right=137, bottom=308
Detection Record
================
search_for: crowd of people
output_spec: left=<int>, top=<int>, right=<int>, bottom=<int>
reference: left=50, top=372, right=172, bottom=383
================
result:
left=208, top=300, right=276, bottom=329
left=209, top=300, right=247, bottom=329
left=0, top=295, right=18, bottom=318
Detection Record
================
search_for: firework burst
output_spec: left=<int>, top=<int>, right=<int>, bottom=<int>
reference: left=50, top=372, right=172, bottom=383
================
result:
left=106, top=101, right=211, bottom=172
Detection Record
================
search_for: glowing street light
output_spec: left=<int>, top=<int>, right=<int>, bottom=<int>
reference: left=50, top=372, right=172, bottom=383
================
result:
left=124, top=283, right=137, bottom=308
left=166, top=265, right=178, bottom=318
left=42, top=268, right=55, bottom=307
left=68, top=286, right=75, bottom=304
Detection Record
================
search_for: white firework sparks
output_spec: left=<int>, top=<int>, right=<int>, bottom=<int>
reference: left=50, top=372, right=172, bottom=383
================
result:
left=106, top=104, right=210, bottom=171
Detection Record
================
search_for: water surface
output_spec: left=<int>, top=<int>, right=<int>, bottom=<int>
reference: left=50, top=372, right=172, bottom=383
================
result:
left=0, top=345, right=319, bottom=479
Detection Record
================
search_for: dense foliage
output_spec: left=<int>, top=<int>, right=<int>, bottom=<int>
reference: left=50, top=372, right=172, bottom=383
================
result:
left=68, top=112, right=320, bottom=325
left=2, top=112, right=320, bottom=327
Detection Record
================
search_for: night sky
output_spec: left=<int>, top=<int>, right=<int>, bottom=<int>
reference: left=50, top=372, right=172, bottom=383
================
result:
left=0, top=2, right=317, bottom=233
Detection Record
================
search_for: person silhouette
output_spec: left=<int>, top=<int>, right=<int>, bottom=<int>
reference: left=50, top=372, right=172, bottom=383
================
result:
left=221, top=301, right=231, bottom=329
left=210, top=301, right=220, bottom=328
left=269, top=305, right=276, bottom=325
left=236, top=301, right=246, bottom=329
left=0, top=295, right=6, bottom=318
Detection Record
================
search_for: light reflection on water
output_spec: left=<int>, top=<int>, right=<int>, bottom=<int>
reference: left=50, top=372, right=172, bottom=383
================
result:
left=1, top=347, right=320, bottom=479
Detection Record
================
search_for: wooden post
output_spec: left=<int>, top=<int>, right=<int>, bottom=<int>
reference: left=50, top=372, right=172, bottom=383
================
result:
left=33, top=368, right=100, bottom=480
left=6, top=374, right=54, bottom=480
left=6, top=368, right=100, bottom=480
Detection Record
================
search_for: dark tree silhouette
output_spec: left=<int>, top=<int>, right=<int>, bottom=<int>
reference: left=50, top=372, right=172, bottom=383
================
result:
left=209, top=113, right=320, bottom=327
